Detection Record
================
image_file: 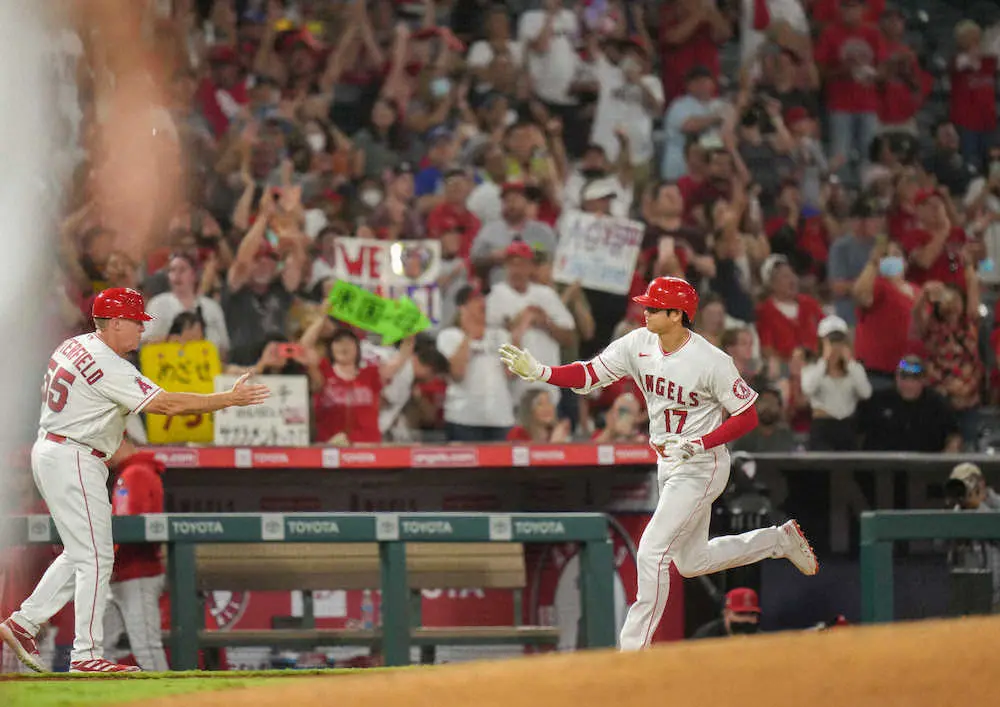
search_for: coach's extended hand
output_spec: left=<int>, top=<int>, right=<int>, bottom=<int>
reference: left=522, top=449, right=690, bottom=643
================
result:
left=229, top=372, right=271, bottom=406
left=498, top=343, right=545, bottom=382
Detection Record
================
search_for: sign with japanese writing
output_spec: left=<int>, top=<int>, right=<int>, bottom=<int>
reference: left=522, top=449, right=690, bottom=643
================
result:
left=552, top=210, right=643, bottom=295
left=213, top=375, right=310, bottom=447
left=139, top=342, right=222, bottom=444
left=327, top=281, right=431, bottom=345
left=333, top=238, right=443, bottom=323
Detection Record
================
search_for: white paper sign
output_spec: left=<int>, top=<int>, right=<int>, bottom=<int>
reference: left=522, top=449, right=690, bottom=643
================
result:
left=213, top=375, right=311, bottom=446
left=553, top=211, right=643, bottom=295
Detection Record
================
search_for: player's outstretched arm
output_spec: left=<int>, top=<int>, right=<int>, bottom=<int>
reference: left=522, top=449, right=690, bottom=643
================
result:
left=499, top=344, right=590, bottom=388
left=144, top=372, right=270, bottom=417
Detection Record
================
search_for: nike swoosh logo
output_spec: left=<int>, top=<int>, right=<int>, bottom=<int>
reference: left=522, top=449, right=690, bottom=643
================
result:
left=638, top=353, right=650, bottom=358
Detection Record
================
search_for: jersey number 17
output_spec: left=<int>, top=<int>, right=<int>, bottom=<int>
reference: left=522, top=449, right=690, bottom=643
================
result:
left=43, top=359, right=76, bottom=413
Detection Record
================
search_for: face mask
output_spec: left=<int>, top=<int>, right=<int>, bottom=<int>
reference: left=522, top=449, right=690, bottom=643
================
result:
left=728, top=621, right=759, bottom=635
left=879, top=255, right=905, bottom=278
left=431, top=77, right=452, bottom=98
left=360, top=189, right=383, bottom=208
left=306, top=133, right=327, bottom=154
left=580, top=168, right=606, bottom=181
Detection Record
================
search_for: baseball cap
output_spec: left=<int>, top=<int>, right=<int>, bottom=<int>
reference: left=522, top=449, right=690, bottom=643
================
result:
left=505, top=241, right=535, bottom=260
left=915, top=188, right=944, bottom=206
left=582, top=178, right=617, bottom=202
left=443, top=165, right=469, bottom=180
left=501, top=182, right=527, bottom=197
left=207, top=45, right=239, bottom=65
left=760, top=253, right=790, bottom=284
left=896, top=355, right=924, bottom=377
left=392, top=162, right=415, bottom=177
left=851, top=196, right=884, bottom=218
left=724, top=588, right=761, bottom=614
left=428, top=126, right=454, bottom=145
left=950, top=462, right=983, bottom=491
left=817, top=315, right=849, bottom=339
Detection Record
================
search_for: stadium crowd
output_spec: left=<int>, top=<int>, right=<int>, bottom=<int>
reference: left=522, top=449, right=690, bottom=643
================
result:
left=49, top=0, right=1000, bottom=451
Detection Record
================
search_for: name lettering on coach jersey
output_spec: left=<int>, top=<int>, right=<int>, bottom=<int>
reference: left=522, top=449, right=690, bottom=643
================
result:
left=643, top=375, right=700, bottom=407
left=57, top=339, right=104, bottom=385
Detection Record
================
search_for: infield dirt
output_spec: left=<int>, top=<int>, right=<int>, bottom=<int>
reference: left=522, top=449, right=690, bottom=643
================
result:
left=130, top=615, right=999, bottom=707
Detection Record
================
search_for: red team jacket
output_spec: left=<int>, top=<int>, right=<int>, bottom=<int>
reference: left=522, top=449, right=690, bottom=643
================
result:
left=111, top=453, right=165, bottom=582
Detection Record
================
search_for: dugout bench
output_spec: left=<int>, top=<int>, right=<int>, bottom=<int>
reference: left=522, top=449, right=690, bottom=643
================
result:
left=186, top=541, right=560, bottom=666
left=4, top=512, right=616, bottom=669
left=860, top=510, right=1000, bottom=623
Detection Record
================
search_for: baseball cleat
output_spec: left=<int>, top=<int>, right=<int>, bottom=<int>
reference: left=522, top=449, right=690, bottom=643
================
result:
left=780, top=520, right=819, bottom=576
left=0, top=617, right=44, bottom=673
left=70, top=658, right=142, bottom=673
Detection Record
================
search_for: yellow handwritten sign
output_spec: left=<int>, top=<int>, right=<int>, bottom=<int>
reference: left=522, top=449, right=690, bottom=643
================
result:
left=139, top=341, right=222, bottom=444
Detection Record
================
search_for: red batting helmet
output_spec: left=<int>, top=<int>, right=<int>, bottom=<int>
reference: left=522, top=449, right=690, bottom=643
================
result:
left=92, top=287, right=153, bottom=322
left=632, top=277, right=698, bottom=321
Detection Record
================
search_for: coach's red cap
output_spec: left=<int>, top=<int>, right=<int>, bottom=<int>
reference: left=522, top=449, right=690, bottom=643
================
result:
left=725, top=587, right=761, bottom=614
left=92, top=287, right=153, bottom=322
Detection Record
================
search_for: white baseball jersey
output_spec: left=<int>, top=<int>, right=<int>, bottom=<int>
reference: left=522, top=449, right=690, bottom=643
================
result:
left=39, top=333, right=162, bottom=456
left=582, top=329, right=757, bottom=446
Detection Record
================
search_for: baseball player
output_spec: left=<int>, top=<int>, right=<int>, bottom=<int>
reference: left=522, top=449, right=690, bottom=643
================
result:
left=103, top=451, right=168, bottom=671
left=0, top=287, right=269, bottom=673
left=500, top=277, right=818, bottom=651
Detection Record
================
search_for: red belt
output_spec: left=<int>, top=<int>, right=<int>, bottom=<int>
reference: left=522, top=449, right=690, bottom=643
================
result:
left=44, top=432, right=107, bottom=459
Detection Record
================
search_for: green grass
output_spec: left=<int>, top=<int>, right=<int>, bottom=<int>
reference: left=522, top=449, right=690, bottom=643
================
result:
left=0, top=669, right=392, bottom=707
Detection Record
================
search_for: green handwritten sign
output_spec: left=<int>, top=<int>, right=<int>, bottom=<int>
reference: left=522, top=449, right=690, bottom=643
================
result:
left=327, top=280, right=431, bottom=345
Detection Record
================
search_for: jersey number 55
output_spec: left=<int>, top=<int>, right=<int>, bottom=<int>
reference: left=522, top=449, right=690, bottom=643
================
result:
left=43, top=359, right=76, bottom=413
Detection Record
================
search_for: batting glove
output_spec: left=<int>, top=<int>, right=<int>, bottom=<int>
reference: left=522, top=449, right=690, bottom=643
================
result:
left=498, top=343, right=547, bottom=382
left=662, top=437, right=705, bottom=464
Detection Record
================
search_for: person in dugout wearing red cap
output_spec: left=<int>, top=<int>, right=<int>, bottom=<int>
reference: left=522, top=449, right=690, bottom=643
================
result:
left=102, top=452, right=168, bottom=671
left=691, top=587, right=763, bottom=638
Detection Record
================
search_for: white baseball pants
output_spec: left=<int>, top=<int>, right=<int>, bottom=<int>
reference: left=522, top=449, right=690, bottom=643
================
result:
left=104, top=574, right=168, bottom=671
left=11, top=437, right=113, bottom=664
left=619, top=448, right=784, bottom=651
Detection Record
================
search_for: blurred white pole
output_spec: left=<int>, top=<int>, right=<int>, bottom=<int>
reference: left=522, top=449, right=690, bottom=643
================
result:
left=0, top=5, right=58, bottom=548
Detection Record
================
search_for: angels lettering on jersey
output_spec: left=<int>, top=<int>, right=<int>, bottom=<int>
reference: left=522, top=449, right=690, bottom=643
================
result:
left=585, top=329, right=757, bottom=444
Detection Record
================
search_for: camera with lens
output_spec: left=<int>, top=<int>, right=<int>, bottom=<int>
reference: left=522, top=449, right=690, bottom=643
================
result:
left=945, top=478, right=973, bottom=509
left=740, top=99, right=774, bottom=134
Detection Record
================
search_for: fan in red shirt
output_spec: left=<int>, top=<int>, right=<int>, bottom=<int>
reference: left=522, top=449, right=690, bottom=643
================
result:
left=814, top=2, right=886, bottom=114
left=814, top=0, right=885, bottom=180
left=901, top=189, right=970, bottom=291
left=949, top=21, right=998, bottom=163
left=852, top=240, right=919, bottom=384
left=876, top=9, right=932, bottom=131
left=425, top=168, right=482, bottom=260
left=657, top=0, right=731, bottom=103
left=755, top=254, right=824, bottom=361
left=194, top=46, right=249, bottom=138
left=105, top=452, right=169, bottom=671
left=886, top=169, right=921, bottom=242
left=308, top=328, right=384, bottom=444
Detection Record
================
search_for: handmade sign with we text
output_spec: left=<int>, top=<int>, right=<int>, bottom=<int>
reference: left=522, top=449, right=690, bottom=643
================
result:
left=552, top=211, right=643, bottom=295
left=332, top=238, right=443, bottom=324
